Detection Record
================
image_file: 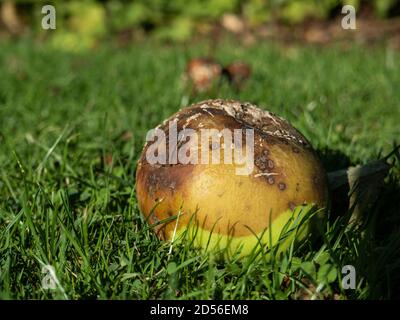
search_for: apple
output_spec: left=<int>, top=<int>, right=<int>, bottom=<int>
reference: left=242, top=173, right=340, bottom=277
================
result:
left=136, top=99, right=328, bottom=258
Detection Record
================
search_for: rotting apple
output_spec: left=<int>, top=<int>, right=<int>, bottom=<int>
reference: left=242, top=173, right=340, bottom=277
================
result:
left=183, top=58, right=222, bottom=93
left=135, top=99, right=329, bottom=258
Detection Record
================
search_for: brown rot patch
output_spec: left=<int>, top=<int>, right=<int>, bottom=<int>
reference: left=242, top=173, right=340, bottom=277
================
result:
left=292, top=147, right=300, bottom=153
left=278, top=182, right=286, bottom=191
left=255, top=155, right=268, bottom=170
left=137, top=162, right=195, bottom=199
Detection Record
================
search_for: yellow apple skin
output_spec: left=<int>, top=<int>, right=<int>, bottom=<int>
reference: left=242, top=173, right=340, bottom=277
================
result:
left=135, top=99, right=329, bottom=258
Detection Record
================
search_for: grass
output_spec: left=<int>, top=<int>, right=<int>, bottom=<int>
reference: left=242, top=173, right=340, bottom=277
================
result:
left=0, top=38, right=399, bottom=299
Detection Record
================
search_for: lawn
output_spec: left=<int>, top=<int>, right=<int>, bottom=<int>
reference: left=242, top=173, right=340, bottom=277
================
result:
left=0, top=38, right=399, bottom=299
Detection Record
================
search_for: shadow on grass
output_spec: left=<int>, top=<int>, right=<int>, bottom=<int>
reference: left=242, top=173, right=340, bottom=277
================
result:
left=317, top=146, right=400, bottom=299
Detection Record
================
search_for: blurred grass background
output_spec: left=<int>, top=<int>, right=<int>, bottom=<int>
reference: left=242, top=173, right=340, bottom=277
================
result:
left=1, top=0, right=400, bottom=49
